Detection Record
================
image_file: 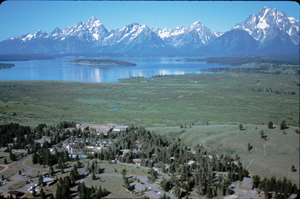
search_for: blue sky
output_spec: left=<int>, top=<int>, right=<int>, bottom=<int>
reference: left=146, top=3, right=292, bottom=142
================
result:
left=0, top=1, right=299, bottom=41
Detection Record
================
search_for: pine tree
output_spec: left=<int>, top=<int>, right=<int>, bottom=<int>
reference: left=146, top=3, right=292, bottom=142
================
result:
left=56, top=182, right=62, bottom=198
left=285, top=180, right=293, bottom=194
left=38, top=175, right=43, bottom=186
left=49, top=165, right=54, bottom=176
left=291, top=165, right=297, bottom=172
left=60, top=163, right=64, bottom=174
left=37, top=155, right=41, bottom=165
left=268, top=121, right=273, bottom=129
left=32, top=186, right=37, bottom=197
left=174, top=185, right=181, bottom=198
left=92, top=172, right=96, bottom=180
left=253, top=175, right=260, bottom=188
left=207, top=185, right=212, bottom=198
left=124, top=177, right=130, bottom=190
left=122, top=168, right=127, bottom=179
left=239, top=124, right=243, bottom=131
left=40, top=188, right=46, bottom=199
left=280, top=120, right=286, bottom=130
left=161, top=193, right=167, bottom=199
left=9, top=152, right=16, bottom=161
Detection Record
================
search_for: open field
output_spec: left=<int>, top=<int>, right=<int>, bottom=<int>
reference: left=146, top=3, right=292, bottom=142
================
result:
left=0, top=152, right=11, bottom=165
left=23, top=156, right=49, bottom=170
left=84, top=175, right=136, bottom=198
left=99, top=162, right=148, bottom=176
left=148, top=124, right=299, bottom=186
left=0, top=161, right=22, bottom=180
left=7, top=180, right=27, bottom=190
left=23, top=156, right=79, bottom=172
left=0, top=72, right=298, bottom=127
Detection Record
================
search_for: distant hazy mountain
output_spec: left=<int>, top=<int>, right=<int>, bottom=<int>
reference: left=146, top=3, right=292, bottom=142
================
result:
left=205, top=29, right=258, bottom=54
left=0, top=7, right=298, bottom=55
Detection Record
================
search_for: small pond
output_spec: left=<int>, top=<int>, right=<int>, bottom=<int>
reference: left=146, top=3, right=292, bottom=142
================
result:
left=109, top=107, right=121, bottom=110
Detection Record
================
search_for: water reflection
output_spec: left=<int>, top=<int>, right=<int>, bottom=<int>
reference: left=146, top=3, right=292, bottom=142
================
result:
left=0, top=57, right=230, bottom=82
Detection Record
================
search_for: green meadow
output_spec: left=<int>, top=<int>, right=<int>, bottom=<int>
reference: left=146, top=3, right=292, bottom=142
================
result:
left=148, top=124, right=299, bottom=186
left=0, top=71, right=298, bottom=127
left=0, top=70, right=299, bottom=188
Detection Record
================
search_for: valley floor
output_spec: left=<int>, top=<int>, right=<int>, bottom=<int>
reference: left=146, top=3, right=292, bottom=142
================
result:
left=0, top=71, right=298, bottom=127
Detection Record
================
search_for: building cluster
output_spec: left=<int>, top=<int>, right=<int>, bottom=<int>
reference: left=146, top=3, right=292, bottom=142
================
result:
left=75, top=123, right=128, bottom=135
left=34, top=136, right=51, bottom=147
left=48, top=123, right=129, bottom=156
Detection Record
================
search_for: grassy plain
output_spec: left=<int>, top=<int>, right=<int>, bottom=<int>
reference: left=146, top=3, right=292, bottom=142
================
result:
left=7, top=180, right=27, bottom=190
left=0, top=161, right=22, bottom=180
left=99, top=162, right=148, bottom=176
left=0, top=72, right=298, bottom=127
left=22, top=156, right=49, bottom=170
left=0, top=70, right=299, bottom=188
left=148, top=124, right=299, bottom=186
left=84, top=175, right=136, bottom=198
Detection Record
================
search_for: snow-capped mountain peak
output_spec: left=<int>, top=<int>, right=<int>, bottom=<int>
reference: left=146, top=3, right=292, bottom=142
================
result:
left=232, top=6, right=299, bottom=45
left=190, top=21, right=202, bottom=27
left=1, top=8, right=298, bottom=55
left=85, top=16, right=103, bottom=28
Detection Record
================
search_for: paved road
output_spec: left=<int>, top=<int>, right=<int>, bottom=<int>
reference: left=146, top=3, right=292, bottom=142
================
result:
left=71, top=160, right=176, bottom=199
left=5, top=156, right=256, bottom=199
left=233, top=187, right=259, bottom=199
left=0, top=165, right=8, bottom=174
left=18, top=155, right=49, bottom=175
left=108, top=161, right=176, bottom=199
left=0, top=173, right=29, bottom=197
left=0, top=155, right=41, bottom=197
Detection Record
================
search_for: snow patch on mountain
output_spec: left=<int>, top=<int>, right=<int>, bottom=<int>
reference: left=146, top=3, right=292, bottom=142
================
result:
left=232, top=6, right=299, bottom=45
left=2, top=8, right=298, bottom=55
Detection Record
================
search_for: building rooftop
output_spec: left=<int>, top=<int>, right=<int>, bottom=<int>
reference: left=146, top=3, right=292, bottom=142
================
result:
left=114, top=125, right=128, bottom=129
left=130, top=182, right=145, bottom=192
left=242, top=177, right=253, bottom=189
left=106, top=123, right=118, bottom=127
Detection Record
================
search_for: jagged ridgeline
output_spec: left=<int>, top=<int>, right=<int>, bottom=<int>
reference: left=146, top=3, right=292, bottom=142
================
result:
left=1, top=7, right=298, bottom=55
left=69, top=59, right=136, bottom=67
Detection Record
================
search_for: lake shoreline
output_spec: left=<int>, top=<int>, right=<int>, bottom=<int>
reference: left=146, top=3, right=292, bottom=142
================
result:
left=69, top=59, right=137, bottom=67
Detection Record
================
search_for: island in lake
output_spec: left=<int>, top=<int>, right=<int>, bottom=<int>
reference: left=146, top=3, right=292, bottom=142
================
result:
left=69, top=59, right=137, bottom=67
left=0, top=63, right=15, bottom=69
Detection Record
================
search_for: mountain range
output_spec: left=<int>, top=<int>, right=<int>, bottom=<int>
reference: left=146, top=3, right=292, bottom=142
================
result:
left=0, top=7, right=298, bottom=55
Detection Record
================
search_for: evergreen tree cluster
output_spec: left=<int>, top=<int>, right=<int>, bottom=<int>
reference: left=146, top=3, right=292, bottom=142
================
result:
left=104, top=127, right=248, bottom=197
left=32, top=149, right=70, bottom=168
left=253, top=175, right=298, bottom=198
left=69, top=164, right=80, bottom=184
left=88, top=161, right=103, bottom=174
left=0, top=123, right=31, bottom=148
left=0, top=122, right=75, bottom=162
left=55, top=176, right=72, bottom=199
left=77, top=182, right=109, bottom=199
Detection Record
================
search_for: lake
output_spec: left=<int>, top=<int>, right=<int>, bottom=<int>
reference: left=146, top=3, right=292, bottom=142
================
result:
left=0, top=56, right=235, bottom=82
